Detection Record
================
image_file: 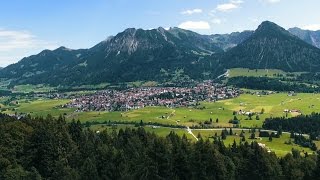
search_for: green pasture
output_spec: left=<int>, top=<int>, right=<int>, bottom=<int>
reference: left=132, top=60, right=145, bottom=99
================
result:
left=192, top=129, right=315, bottom=156
left=227, top=68, right=306, bottom=79
left=88, top=124, right=194, bottom=139
left=3, top=92, right=320, bottom=128
left=3, top=99, right=74, bottom=117
left=12, top=84, right=56, bottom=93
left=88, top=124, right=317, bottom=157
left=228, top=68, right=287, bottom=78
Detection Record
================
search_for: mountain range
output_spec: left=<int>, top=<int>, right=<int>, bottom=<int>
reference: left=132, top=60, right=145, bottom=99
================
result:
left=1, top=21, right=320, bottom=86
left=221, top=21, right=320, bottom=71
left=288, top=27, right=320, bottom=48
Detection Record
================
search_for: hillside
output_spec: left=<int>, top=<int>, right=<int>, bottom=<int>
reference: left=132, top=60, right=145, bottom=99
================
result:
left=209, top=31, right=254, bottom=51
left=2, top=21, right=320, bottom=87
left=288, top=27, right=320, bottom=48
left=222, top=21, right=320, bottom=72
left=0, top=27, right=224, bottom=86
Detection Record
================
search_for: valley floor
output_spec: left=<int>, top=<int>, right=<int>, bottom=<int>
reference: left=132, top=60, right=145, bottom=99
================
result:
left=3, top=92, right=320, bottom=128
left=2, top=91, right=320, bottom=156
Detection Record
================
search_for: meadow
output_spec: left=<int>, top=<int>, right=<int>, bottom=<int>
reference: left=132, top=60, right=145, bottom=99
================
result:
left=4, top=92, right=320, bottom=128
left=2, top=92, right=320, bottom=156
left=88, top=124, right=316, bottom=156
left=11, top=84, right=57, bottom=93
left=228, top=68, right=297, bottom=78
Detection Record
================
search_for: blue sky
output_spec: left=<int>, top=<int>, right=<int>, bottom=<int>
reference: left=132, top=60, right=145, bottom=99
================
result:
left=0, top=0, right=320, bottom=66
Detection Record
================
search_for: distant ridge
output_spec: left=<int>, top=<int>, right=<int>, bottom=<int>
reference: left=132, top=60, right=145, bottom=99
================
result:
left=1, top=21, right=320, bottom=86
left=288, top=27, right=320, bottom=48
left=0, top=27, right=223, bottom=86
left=221, top=21, right=320, bottom=72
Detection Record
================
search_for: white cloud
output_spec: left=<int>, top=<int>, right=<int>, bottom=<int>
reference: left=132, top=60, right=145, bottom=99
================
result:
left=216, top=3, right=239, bottom=12
left=181, top=9, right=203, bottom=15
left=231, top=0, right=244, bottom=4
left=268, top=0, right=280, bottom=3
left=212, top=18, right=222, bottom=24
left=0, top=28, right=57, bottom=67
left=302, top=24, right=320, bottom=31
left=209, top=10, right=216, bottom=17
left=215, top=0, right=244, bottom=12
left=260, top=0, right=280, bottom=4
left=178, top=21, right=211, bottom=30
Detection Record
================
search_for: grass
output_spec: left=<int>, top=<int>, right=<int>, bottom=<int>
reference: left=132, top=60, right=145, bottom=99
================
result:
left=88, top=124, right=317, bottom=157
left=192, top=129, right=315, bottom=156
left=12, top=84, right=56, bottom=93
left=88, top=124, right=194, bottom=139
left=227, top=68, right=307, bottom=79
left=4, top=92, right=320, bottom=128
left=2, top=93, right=319, bottom=157
left=70, top=83, right=110, bottom=90
left=228, top=68, right=287, bottom=78
left=3, top=99, right=74, bottom=117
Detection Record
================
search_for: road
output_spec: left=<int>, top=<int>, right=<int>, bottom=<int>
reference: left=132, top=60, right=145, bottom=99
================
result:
left=167, top=109, right=176, bottom=119
left=216, top=69, right=230, bottom=79
left=109, top=122, right=309, bottom=141
left=187, top=126, right=199, bottom=141
left=191, top=128, right=309, bottom=137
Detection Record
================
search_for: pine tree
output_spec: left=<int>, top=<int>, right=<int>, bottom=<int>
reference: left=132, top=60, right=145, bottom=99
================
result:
left=241, top=136, right=246, bottom=142
left=250, top=132, right=255, bottom=139
left=221, top=131, right=227, bottom=140
left=80, top=158, right=99, bottom=180
left=140, top=120, right=144, bottom=126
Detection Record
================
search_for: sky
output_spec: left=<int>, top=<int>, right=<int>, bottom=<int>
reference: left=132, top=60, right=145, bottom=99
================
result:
left=0, top=0, right=320, bottom=67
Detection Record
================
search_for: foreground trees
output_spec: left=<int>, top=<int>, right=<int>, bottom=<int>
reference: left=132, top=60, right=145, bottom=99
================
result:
left=0, top=114, right=319, bottom=179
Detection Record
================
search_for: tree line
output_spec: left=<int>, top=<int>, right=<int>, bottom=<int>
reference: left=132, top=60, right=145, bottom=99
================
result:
left=263, top=113, right=320, bottom=137
left=1, top=113, right=320, bottom=179
left=227, top=76, right=320, bottom=93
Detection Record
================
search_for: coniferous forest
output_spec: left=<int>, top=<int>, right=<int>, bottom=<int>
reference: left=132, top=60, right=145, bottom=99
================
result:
left=1, top=114, right=320, bottom=180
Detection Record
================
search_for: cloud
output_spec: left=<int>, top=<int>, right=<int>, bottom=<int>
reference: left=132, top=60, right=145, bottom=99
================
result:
left=302, top=24, right=320, bottom=31
left=231, top=0, right=244, bottom=4
left=181, top=8, right=203, bottom=15
left=212, top=18, right=223, bottom=24
left=178, top=21, right=211, bottom=30
left=0, top=28, right=57, bottom=67
left=260, top=0, right=280, bottom=4
left=216, top=3, right=239, bottom=12
left=216, top=0, right=244, bottom=12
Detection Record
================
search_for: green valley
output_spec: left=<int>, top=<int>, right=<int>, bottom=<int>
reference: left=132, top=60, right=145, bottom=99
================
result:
left=4, top=92, right=320, bottom=128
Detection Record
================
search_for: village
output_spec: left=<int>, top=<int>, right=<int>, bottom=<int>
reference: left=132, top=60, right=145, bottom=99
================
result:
left=63, top=81, right=241, bottom=112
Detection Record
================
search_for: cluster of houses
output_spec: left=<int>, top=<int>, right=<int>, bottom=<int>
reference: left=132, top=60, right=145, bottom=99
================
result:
left=63, top=81, right=240, bottom=112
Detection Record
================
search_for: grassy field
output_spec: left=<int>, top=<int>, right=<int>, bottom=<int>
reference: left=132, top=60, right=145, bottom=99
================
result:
left=3, top=99, right=74, bottom=117
left=12, top=84, right=56, bottom=93
left=227, top=68, right=307, bottom=79
left=88, top=124, right=316, bottom=156
left=3, top=92, right=320, bottom=128
left=89, top=124, right=194, bottom=139
left=192, top=129, right=314, bottom=156
left=2, top=93, right=320, bottom=157
left=228, top=68, right=287, bottom=78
